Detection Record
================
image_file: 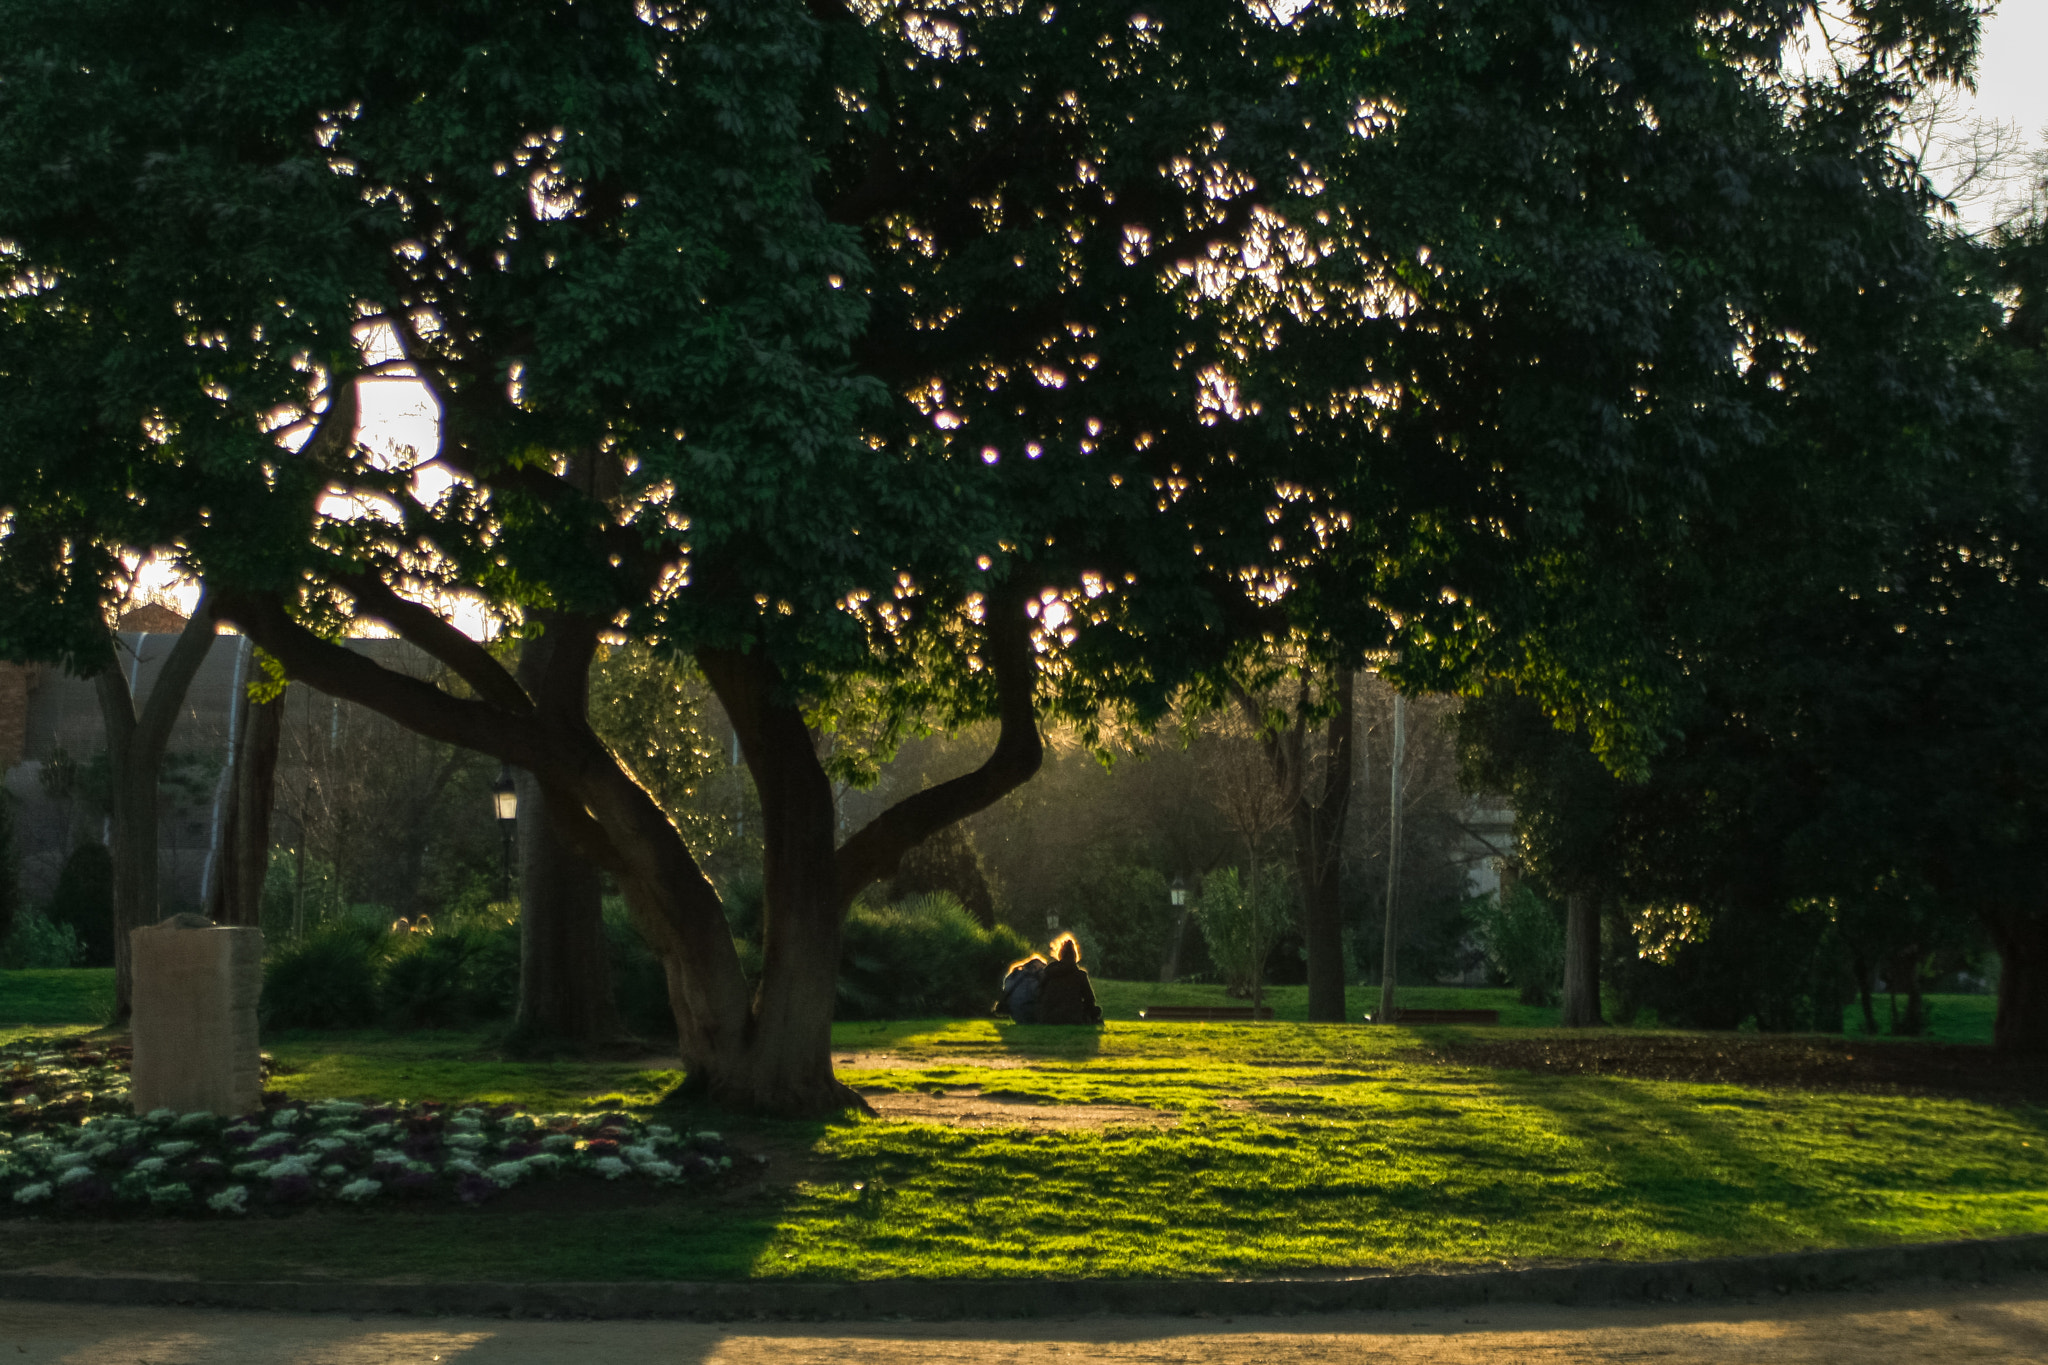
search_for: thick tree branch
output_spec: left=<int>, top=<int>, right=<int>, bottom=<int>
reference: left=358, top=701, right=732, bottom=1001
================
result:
left=832, top=590, right=1043, bottom=901
left=133, top=585, right=220, bottom=759
left=333, top=571, right=533, bottom=713
left=214, top=587, right=547, bottom=769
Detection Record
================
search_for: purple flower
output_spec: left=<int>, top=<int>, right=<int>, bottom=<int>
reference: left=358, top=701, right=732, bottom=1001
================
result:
left=270, top=1173, right=316, bottom=1204
left=58, top=1175, right=110, bottom=1210
left=455, top=1173, right=499, bottom=1205
left=401, top=1133, right=444, bottom=1161
left=391, top=1171, right=437, bottom=1198
left=501, top=1140, right=541, bottom=1160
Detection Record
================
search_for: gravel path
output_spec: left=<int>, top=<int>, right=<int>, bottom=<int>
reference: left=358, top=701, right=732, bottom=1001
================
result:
left=4, top=1275, right=2046, bottom=1363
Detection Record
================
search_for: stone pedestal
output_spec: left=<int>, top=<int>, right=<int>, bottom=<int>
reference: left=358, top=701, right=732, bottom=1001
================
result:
left=129, top=915, right=263, bottom=1117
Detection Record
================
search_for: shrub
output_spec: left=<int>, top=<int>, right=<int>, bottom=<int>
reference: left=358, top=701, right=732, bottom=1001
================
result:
left=1473, top=886, right=1564, bottom=1005
left=837, top=892, right=1030, bottom=1020
left=260, top=921, right=386, bottom=1028
left=598, top=897, right=676, bottom=1039
left=1193, top=867, right=1295, bottom=996
left=0, top=907, right=84, bottom=969
left=46, top=841, right=114, bottom=966
left=379, top=921, right=519, bottom=1028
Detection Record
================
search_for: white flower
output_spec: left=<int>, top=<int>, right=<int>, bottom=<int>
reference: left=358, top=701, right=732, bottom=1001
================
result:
left=207, top=1186, right=250, bottom=1215
left=484, top=1162, right=526, bottom=1187
left=521, top=1153, right=562, bottom=1175
left=231, top=1161, right=268, bottom=1179
left=264, top=1156, right=312, bottom=1180
left=11, top=1182, right=53, bottom=1204
left=270, top=1109, right=300, bottom=1130
left=130, top=1157, right=168, bottom=1177
left=154, top=1140, right=197, bottom=1159
left=405, top=1160, right=433, bottom=1174
left=718, top=1157, right=731, bottom=1169
left=144, top=1108, right=177, bottom=1126
left=321, top=1163, right=348, bottom=1180
left=371, top=1148, right=409, bottom=1166
left=338, top=1178, right=381, bottom=1203
left=50, top=1151, right=91, bottom=1170
left=307, top=1137, right=348, bottom=1155
left=445, top=1133, right=487, bottom=1151
left=644, top=1124, right=676, bottom=1143
left=249, top=1131, right=295, bottom=1154
left=622, top=1144, right=659, bottom=1165
left=590, top=1156, right=629, bottom=1180
left=173, top=1111, right=217, bottom=1133
left=57, top=1165, right=96, bottom=1187
left=539, top=1133, right=576, bottom=1153
left=454, top=1107, right=485, bottom=1122
left=445, top=1158, right=482, bottom=1176
left=497, top=1114, right=537, bottom=1135
left=357, top=1123, right=394, bottom=1142
left=635, top=1159, right=680, bottom=1181
left=223, top=1123, right=261, bottom=1141
left=314, top=1100, right=365, bottom=1120
left=693, top=1131, right=722, bottom=1145
left=89, top=1141, right=118, bottom=1160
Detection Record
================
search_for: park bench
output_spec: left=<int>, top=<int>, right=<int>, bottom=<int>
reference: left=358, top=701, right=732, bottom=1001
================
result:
left=1365, top=1008, right=1501, bottom=1025
left=1137, top=1004, right=1276, bottom=1021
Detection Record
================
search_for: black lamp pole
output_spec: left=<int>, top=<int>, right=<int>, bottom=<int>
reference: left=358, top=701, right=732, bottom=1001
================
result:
left=490, top=766, right=519, bottom=901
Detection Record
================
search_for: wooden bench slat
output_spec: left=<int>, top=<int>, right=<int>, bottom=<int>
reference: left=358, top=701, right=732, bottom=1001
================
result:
left=1137, top=1005, right=1275, bottom=1021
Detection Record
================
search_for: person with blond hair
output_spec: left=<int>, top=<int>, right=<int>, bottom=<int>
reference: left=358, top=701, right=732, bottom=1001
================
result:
left=1036, top=934, right=1102, bottom=1025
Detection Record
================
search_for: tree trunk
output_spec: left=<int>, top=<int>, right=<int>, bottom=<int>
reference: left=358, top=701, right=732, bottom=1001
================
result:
left=1991, top=920, right=2046, bottom=1053
left=1377, top=690, right=1406, bottom=1024
left=217, top=583, right=1043, bottom=1117
left=512, top=769, right=625, bottom=1048
left=96, top=599, right=220, bottom=1016
left=1289, top=668, right=1354, bottom=1024
left=1560, top=890, right=1604, bottom=1028
left=508, top=636, right=624, bottom=1050
left=211, top=690, right=283, bottom=928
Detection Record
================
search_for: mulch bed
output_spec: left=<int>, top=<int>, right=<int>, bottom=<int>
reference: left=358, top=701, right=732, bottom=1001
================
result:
left=1431, top=1033, right=2048, bottom=1105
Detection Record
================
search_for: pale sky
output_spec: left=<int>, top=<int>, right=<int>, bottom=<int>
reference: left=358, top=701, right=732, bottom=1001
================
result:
left=1972, top=0, right=2048, bottom=140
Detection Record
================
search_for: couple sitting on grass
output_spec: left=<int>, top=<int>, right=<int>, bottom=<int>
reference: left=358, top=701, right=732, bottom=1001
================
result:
left=996, top=933, right=1103, bottom=1025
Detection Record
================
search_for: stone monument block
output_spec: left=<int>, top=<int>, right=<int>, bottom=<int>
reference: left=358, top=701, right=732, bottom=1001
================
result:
left=129, top=915, right=264, bottom=1117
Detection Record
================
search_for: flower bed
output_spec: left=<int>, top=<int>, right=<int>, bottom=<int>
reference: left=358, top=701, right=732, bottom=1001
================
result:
left=2, top=1037, right=743, bottom=1216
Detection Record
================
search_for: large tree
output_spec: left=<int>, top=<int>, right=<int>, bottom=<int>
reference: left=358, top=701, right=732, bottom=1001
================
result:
left=0, top=0, right=1987, bottom=1107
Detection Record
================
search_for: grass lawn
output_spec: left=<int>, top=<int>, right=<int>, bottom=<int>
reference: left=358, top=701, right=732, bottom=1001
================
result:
left=0, top=968, right=113, bottom=1037
left=3, top=971, right=2037, bottom=1283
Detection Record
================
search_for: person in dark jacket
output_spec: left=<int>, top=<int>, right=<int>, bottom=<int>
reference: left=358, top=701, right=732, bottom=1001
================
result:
left=1035, top=935, right=1103, bottom=1025
left=996, top=955, right=1047, bottom=1023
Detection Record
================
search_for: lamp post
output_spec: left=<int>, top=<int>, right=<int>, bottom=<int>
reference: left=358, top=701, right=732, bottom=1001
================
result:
left=490, top=766, right=518, bottom=902
left=1160, top=875, right=1191, bottom=983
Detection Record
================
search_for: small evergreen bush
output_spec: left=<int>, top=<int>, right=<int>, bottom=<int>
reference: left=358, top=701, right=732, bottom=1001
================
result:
left=837, top=892, right=1030, bottom=1020
left=1473, top=886, right=1564, bottom=1005
left=46, top=842, right=115, bottom=966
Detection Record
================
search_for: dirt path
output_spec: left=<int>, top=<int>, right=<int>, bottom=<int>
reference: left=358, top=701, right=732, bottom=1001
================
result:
left=5, top=1276, right=2046, bottom=1363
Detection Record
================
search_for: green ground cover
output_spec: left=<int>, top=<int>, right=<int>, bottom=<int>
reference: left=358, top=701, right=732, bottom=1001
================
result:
left=1, top=969, right=2040, bottom=1284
